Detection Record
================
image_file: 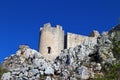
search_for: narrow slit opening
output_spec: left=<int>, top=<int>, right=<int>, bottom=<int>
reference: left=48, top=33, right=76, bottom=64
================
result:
left=47, top=47, right=51, bottom=54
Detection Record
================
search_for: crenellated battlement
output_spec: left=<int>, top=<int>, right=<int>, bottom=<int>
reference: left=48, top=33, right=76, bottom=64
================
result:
left=56, top=25, right=62, bottom=30
left=40, top=23, right=63, bottom=34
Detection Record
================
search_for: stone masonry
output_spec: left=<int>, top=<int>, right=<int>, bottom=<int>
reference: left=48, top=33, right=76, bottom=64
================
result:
left=39, top=23, right=64, bottom=61
left=67, top=32, right=88, bottom=49
left=39, top=23, right=98, bottom=61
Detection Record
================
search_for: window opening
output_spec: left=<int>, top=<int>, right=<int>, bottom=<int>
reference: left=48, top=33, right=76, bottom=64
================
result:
left=47, top=47, right=51, bottom=54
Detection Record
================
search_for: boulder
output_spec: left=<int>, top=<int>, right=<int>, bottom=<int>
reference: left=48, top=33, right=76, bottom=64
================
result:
left=1, top=72, right=12, bottom=80
left=45, top=66, right=54, bottom=75
left=77, top=66, right=90, bottom=79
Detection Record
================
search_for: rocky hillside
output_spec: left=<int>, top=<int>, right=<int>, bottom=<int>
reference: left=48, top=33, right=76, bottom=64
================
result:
left=1, top=24, right=120, bottom=80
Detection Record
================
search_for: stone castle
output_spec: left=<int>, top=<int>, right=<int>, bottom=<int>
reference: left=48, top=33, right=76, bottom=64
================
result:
left=39, top=23, right=99, bottom=61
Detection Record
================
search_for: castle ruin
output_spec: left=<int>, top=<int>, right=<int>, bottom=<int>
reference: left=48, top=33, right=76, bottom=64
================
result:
left=39, top=23, right=99, bottom=61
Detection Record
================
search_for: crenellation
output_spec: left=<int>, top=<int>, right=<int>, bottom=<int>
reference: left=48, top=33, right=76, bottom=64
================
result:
left=41, top=23, right=63, bottom=34
left=56, top=25, right=62, bottom=30
left=44, top=23, right=51, bottom=28
left=40, top=27, right=43, bottom=31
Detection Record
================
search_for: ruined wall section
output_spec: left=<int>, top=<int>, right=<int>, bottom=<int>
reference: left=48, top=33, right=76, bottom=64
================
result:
left=39, top=23, right=64, bottom=61
left=67, top=32, right=97, bottom=49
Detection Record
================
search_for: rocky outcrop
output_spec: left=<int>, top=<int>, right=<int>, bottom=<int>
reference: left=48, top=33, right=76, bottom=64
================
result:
left=54, top=37, right=102, bottom=79
left=2, top=45, right=54, bottom=80
left=2, top=24, right=120, bottom=80
left=1, top=33, right=114, bottom=80
left=1, top=39, right=103, bottom=80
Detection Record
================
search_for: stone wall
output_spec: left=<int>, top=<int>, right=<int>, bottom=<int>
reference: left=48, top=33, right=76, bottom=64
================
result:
left=39, top=23, right=64, bottom=61
left=66, top=32, right=97, bottom=49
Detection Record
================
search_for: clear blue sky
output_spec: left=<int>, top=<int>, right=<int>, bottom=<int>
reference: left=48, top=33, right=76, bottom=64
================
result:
left=0, top=0, right=120, bottom=62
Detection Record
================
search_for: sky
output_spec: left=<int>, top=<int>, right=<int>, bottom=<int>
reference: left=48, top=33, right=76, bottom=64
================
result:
left=0, top=0, right=120, bottom=62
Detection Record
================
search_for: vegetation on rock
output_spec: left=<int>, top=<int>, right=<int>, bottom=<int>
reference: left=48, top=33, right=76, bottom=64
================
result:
left=0, top=64, right=8, bottom=79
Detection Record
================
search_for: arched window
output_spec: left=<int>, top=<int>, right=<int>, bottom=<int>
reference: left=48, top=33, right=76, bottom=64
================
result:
left=47, top=47, right=51, bottom=54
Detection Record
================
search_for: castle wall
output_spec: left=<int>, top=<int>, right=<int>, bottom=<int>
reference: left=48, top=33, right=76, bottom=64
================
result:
left=66, top=32, right=97, bottom=49
left=39, top=23, right=64, bottom=61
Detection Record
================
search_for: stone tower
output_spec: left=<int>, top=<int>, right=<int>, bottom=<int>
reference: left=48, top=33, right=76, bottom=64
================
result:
left=39, top=23, right=64, bottom=61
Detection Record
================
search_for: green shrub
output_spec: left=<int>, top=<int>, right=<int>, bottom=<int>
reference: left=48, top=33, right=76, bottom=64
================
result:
left=0, top=65, right=8, bottom=79
left=112, top=39, right=120, bottom=59
left=94, top=62, right=120, bottom=80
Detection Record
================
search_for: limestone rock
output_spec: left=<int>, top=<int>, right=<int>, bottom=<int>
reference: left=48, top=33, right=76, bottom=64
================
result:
left=1, top=46, right=54, bottom=80
left=45, top=66, right=54, bottom=75
left=1, top=72, right=12, bottom=80
left=77, top=66, right=90, bottom=79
